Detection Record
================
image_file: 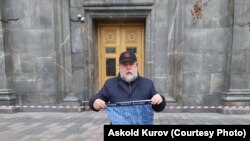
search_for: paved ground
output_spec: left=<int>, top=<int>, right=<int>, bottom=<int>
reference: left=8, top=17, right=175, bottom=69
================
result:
left=0, top=111, right=250, bottom=141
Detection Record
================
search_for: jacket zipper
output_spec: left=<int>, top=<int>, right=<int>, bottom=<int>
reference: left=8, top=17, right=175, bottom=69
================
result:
left=128, top=82, right=132, bottom=101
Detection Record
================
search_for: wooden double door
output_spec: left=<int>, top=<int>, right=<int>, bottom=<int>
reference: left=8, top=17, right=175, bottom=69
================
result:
left=98, top=23, right=144, bottom=87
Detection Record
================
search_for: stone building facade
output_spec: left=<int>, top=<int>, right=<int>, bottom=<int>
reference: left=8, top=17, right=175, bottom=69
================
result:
left=0, top=0, right=250, bottom=114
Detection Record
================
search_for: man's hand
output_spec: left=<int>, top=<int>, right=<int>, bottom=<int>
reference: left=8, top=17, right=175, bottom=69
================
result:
left=151, top=94, right=163, bottom=105
left=93, top=99, right=106, bottom=110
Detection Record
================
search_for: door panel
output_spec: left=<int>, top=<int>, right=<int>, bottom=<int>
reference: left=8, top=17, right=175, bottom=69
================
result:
left=98, top=24, right=144, bottom=88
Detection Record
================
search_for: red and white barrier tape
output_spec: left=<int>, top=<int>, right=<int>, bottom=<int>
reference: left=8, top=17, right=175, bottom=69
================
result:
left=0, top=105, right=80, bottom=109
left=1, top=105, right=250, bottom=109
left=166, top=106, right=250, bottom=109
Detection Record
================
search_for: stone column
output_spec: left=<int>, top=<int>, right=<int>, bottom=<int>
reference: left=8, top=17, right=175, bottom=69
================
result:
left=54, top=0, right=80, bottom=112
left=0, top=5, right=18, bottom=113
left=222, top=0, right=250, bottom=114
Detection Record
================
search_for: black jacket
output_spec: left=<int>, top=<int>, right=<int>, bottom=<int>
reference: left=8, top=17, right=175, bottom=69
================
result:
left=89, top=74, right=166, bottom=112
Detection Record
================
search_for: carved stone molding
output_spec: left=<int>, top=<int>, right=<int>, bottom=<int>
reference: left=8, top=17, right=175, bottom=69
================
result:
left=221, top=89, right=250, bottom=114
left=0, top=89, right=18, bottom=113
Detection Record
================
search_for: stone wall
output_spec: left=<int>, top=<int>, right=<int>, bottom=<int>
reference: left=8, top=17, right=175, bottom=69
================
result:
left=1, top=0, right=57, bottom=105
left=176, top=0, right=233, bottom=111
left=0, top=0, right=249, bottom=113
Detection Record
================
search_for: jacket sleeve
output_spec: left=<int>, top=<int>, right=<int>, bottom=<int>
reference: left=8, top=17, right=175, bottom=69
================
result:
left=88, top=85, right=110, bottom=112
left=152, top=95, right=166, bottom=112
left=88, top=95, right=100, bottom=112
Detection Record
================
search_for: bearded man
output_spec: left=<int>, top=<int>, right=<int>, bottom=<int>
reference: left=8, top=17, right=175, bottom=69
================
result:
left=88, top=51, right=166, bottom=123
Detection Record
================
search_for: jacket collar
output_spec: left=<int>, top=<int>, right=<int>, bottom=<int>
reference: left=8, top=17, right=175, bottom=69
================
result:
left=117, top=73, right=140, bottom=96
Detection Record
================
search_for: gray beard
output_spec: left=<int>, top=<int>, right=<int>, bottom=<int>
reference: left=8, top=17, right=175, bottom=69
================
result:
left=122, top=73, right=137, bottom=82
